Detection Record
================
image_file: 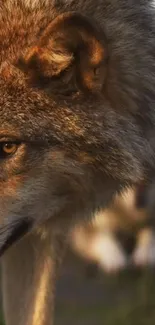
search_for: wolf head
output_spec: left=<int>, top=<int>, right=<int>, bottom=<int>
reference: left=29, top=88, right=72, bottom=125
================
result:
left=0, top=1, right=154, bottom=254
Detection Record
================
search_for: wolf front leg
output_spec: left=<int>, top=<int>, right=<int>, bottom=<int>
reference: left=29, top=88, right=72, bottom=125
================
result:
left=1, top=223, right=67, bottom=325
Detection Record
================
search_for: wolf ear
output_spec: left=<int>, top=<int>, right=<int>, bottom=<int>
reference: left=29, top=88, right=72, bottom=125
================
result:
left=21, top=12, right=108, bottom=93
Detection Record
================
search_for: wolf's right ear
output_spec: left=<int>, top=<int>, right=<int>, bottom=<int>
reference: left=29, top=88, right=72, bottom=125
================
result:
left=20, top=12, right=108, bottom=93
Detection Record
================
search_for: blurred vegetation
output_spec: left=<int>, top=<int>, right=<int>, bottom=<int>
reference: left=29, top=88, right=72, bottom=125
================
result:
left=0, top=315, right=4, bottom=325
left=55, top=255, right=155, bottom=325
left=1, top=257, right=155, bottom=324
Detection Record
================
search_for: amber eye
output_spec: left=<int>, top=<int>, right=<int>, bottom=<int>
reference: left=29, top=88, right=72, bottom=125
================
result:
left=0, top=142, right=19, bottom=158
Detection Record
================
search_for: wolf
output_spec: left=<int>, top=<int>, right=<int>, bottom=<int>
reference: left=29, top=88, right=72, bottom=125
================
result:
left=0, top=1, right=155, bottom=324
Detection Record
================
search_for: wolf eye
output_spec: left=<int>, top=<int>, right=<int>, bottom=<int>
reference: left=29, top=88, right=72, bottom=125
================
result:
left=0, top=142, right=19, bottom=158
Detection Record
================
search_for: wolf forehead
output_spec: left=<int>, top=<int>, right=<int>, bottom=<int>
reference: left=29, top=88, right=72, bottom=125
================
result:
left=0, top=82, right=85, bottom=142
left=0, top=67, right=102, bottom=146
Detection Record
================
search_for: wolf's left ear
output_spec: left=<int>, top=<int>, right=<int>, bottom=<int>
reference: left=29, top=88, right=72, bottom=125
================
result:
left=21, top=12, right=108, bottom=93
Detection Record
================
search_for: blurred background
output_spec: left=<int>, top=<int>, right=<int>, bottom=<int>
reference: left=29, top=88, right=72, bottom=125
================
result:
left=54, top=250, right=155, bottom=325
left=0, top=251, right=155, bottom=325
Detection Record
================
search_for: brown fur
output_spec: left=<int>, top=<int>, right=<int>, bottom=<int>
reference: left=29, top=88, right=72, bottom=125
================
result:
left=0, top=1, right=155, bottom=324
